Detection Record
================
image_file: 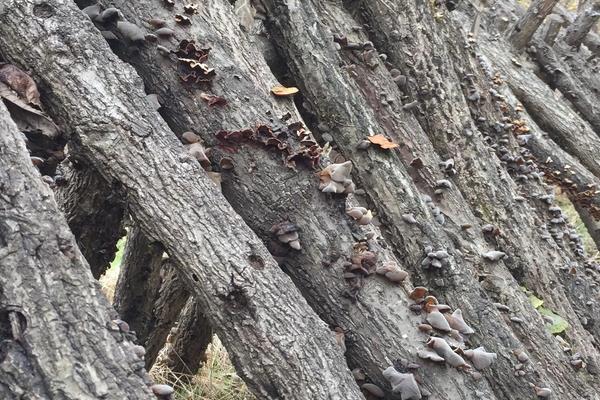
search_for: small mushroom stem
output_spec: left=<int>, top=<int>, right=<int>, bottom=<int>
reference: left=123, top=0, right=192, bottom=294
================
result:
left=508, top=0, right=561, bottom=50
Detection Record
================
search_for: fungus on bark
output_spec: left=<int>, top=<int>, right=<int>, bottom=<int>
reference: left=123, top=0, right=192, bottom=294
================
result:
left=270, top=222, right=301, bottom=250
left=319, top=161, right=355, bottom=194
left=426, top=337, right=468, bottom=368
left=346, top=206, right=373, bottom=225
left=463, top=347, right=497, bottom=370
left=382, top=366, right=422, bottom=400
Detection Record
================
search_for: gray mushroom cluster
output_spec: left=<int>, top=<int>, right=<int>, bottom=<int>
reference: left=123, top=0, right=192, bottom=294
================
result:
left=382, top=366, right=421, bottom=400
left=408, top=287, right=496, bottom=372
left=346, top=206, right=373, bottom=225
left=423, top=195, right=445, bottom=224
left=270, top=222, right=301, bottom=250
left=318, top=161, right=355, bottom=194
left=421, top=247, right=450, bottom=269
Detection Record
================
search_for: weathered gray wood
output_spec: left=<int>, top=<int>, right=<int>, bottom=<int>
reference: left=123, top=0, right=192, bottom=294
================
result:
left=579, top=0, right=592, bottom=11
left=508, top=0, right=560, bottom=49
left=55, top=161, right=124, bottom=278
left=0, top=1, right=365, bottom=399
left=142, top=260, right=190, bottom=369
left=530, top=38, right=600, bottom=132
left=162, top=298, right=212, bottom=377
left=113, top=227, right=166, bottom=345
left=88, top=0, right=462, bottom=395
left=0, top=101, right=153, bottom=399
left=565, top=1, right=600, bottom=47
left=542, top=14, right=564, bottom=44
left=554, top=3, right=600, bottom=57
left=264, top=0, right=600, bottom=397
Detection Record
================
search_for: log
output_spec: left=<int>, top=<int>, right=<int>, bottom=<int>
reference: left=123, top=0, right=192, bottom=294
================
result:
left=0, top=1, right=364, bottom=398
left=542, top=14, right=565, bottom=45
left=113, top=226, right=210, bottom=372
left=142, top=260, right=190, bottom=369
left=113, top=227, right=166, bottom=346
left=55, top=161, right=125, bottom=278
left=555, top=3, right=600, bottom=57
left=508, top=0, right=560, bottom=49
left=264, top=0, right=600, bottom=397
left=0, top=100, right=153, bottom=398
left=529, top=39, right=600, bottom=135
left=162, top=298, right=212, bottom=377
left=89, top=0, right=458, bottom=394
left=565, top=1, right=600, bottom=47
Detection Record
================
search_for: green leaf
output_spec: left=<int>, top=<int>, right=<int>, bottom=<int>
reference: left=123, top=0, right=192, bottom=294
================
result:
left=529, top=294, right=544, bottom=309
left=538, top=307, right=569, bottom=334
left=109, top=235, right=127, bottom=270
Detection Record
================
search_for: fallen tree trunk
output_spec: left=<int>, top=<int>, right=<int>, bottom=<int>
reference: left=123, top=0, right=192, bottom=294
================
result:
left=161, top=298, right=212, bottom=377
left=263, top=0, right=600, bottom=397
left=142, top=260, right=191, bottom=369
left=0, top=1, right=364, bottom=398
left=508, top=0, right=560, bottom=50
left=55, top=162, right=125, bottom=278
left=0, top=100, right=153, bottom=399
left=565, top=1, right=600, bottom=47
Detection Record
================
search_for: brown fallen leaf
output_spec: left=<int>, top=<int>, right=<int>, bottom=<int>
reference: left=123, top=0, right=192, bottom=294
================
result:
left=0, top=63, right=41, bottom=108
left=271, top=85, right=299, bottom=97
left=367, top=134, right=399, bottom=149
left=200, top=92, right=227, bottom=107
left=0, top=82, right=59, bottom=137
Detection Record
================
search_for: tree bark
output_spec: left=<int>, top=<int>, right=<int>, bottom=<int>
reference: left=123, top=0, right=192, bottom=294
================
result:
left=555, top=4, right=600, bottom=57
left=2, top=0, right=600, bottom=398
left=0, top=101, right=153, bottom=399
left=54, top=160, right=125, bottom=279
left=565, top=1, right=600, bottom=47
left=508, top=0, right=560, bottom=50
left=162, top=298, right=212, bottom=377
left=142, top=260, right=190, bottom=369
left=0, top=1, right=364, bottom=399
left=542, top=13, right=565, bottom=45
left=86, top=0, right=486, bottom=395
left=264, top=0, right=600, bottom=397
left=113, top=226, right=165, bottom=342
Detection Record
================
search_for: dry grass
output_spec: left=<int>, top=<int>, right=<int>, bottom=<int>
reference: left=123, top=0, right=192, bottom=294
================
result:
left=151, top=339, right=255, bottom=400
left=99, top=236, right=252, bottom=400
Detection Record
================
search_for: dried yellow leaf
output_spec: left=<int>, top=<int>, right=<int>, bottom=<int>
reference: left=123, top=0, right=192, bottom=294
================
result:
left=271, top=85, right=299, bottom=96
left=367, top=134, right=399, bottom=149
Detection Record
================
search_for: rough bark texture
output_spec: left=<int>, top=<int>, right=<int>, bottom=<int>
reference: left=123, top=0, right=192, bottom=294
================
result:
left=542, top=13, right=565, bottom=44
left=565, top=1, right=600, bottom=47
left=54, top=161, right=124, bottom=279
left=163, top=298, right=212, bottom=377
left=142, top=261, right=190, bottom=369
left=113, top=226, right=165, bottom=342
left=555, top=3, right=600, bottom=57
left=264, top=0, right=600, bottom=397
left=508, top=0, right=560, bottom=49
left=2, top=0, right=600, bottom=398
left=0, top=101, right=153, bottom=399
left=470, top=2, right=600, bottom=250
left=88, top=0, right=464, bottom=395
left=0, top=1, right=364, bottom=399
